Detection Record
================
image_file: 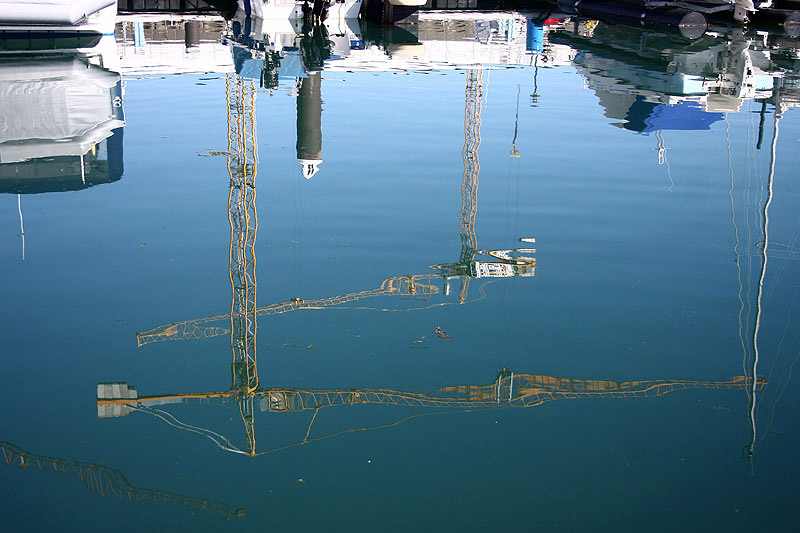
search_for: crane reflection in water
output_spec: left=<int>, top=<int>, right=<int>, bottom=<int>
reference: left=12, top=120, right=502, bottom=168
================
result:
left=96, top=32, right=765, bottom=457
left=97, top=372, right=767, bottom=457
left=0, top=440, right=244, bottom=519
left=96, top=36, right=540, bottom=457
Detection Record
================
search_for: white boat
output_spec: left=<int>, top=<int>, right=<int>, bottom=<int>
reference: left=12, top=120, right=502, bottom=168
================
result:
left=0, top=0, right=114, bottom=25
left=0, top=1, right=124, bottom=192
left=0, top=1, right=117, bottom=53
left=0, top=53, right=125, bottom=196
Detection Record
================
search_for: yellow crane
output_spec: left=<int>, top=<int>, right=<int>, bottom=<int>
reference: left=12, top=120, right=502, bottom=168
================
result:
left=457, top=68, right=482, bottom=303
left=0, top=440, right=244, bottom=519
left=98, top=372, right=766, bottom=412
left=439, top=370, right=767, bottom=404
left=433, top=68, right=484, bottom=301
left=100, top=68, right=537, bottom=455
left=97, top=371, right=766, bottom=456
left=460, top=68, right=483, bottom=299
left=133, top=68, right=533, bottom=347
left=136, top=274, right=442, bottom=347
left=432, top=68, right=535, bottom=300
left=225, top=72, right=259, bottom=455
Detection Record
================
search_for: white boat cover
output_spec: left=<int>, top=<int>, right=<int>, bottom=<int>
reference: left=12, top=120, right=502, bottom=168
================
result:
left=0, top=58, right=123, bottom=163
left=0, top=0, right=114, bottom=25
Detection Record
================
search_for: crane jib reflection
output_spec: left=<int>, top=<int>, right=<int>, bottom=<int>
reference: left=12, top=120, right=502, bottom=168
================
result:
left=96, top=372, right=767, bottom=457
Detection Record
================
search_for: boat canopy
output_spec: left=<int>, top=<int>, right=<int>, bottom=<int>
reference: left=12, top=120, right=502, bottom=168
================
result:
left=0, top=57, right=123, bottom=163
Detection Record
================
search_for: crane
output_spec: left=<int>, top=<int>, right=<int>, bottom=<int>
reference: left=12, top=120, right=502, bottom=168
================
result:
left=98, top=372, right=767, bottom=413
left=222, top=72, right=260, bottom=455
left=460, top=69, right=482, bottom=274
left=134, top=67, right=534, bottom=346
left=100, top=62, right=537, bottom=455
left=439, top=370, right=767, bottom=404
left=97, top=371, right=766, bottom=456
left=432, top=68, right=535, bottom=301
left=228, top=72, right=261, bottom=455
left=0, top=440, right=244, bottom=519
left=134, top=65, right=534, bottom=347
left=458, top=68, right=482, bottom=303
left=136, top=274, right=442, bottom=347
left=432, top=68, right=483, bottom=303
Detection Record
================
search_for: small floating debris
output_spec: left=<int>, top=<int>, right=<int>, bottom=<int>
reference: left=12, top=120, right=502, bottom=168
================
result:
left=410, top=335, right=428, bottom=348
left=197, top=150, right=237, bottom=157
left=434, top=326, right=453, bottom=340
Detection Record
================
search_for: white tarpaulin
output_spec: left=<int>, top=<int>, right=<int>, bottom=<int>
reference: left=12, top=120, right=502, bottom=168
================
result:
left=0, top=58, right=124, bottom=163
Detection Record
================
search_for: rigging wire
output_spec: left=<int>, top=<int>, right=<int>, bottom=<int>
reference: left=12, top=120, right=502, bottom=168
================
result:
left=748, top=108, right=778, bottom=459
left=17, top=194, right=25, bottom=261
left=130, top=404, right=248, bottom=455
left=727, top=113, right=752, bottom=408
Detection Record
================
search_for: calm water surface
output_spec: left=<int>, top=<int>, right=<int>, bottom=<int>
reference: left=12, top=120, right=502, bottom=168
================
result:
left=1, top=13, right=800, bottom=531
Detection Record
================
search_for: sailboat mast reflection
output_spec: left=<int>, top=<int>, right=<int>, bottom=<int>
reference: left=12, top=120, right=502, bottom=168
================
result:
left=745, top=94, right=781, bottom=462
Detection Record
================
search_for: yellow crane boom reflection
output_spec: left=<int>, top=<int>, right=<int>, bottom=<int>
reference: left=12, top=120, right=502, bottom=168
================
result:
left=101, top=70, right=764, bottom=459
left=134, top=67, right=534, bottom=349
left=97, top=371, right=766, bottom=456
left=0, top=440, right=244, bottom=519
left=136, top=274, right=442, bottom=347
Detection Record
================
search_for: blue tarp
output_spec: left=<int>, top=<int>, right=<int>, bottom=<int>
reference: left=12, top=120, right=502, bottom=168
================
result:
left=624, top=98, right=724, bottom=132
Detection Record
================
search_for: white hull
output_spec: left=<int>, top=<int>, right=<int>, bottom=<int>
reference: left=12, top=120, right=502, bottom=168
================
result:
left=0, top=0, right=114, bottom=26
left=0, top=3, right=117, bottom=38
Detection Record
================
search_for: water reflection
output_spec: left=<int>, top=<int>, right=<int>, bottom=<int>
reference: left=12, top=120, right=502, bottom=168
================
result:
left=0, top=17, right=125, bottom=264
left=103, top=43, right=536, bottom=456
left=89, top=11, right=800, bottom=463
left=0, top=44, right=125, bottom=194
left=0, top=440, right=244, bottom=519
left=97, top=372, right=765, bottom=456
left=549, top=21, right=800, bottom=116
left=295, top=23, right=328, bottom=178
left=109, top=10, right=800, bottom=192
left=1, top=5, right=797, bottom=526
left=111, top=9, right=800, bottom=103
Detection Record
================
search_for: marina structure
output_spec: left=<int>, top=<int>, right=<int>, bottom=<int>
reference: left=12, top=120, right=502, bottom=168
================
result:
left=3, top=0, right=800, bottom=40
left=1, top=0, right=798, bottom=184
left=2, top=2, right=798, bottom=195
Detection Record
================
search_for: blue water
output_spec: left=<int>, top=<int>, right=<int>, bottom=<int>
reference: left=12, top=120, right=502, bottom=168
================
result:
left=1, top=15, right=800, bottom=532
